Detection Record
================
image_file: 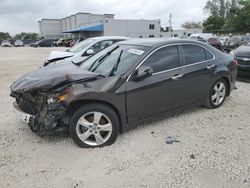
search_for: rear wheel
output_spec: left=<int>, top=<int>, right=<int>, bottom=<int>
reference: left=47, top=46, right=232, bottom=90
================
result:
left=206, top=79, right=228, bottom=109
left=69, top=104, right=119, bottom=148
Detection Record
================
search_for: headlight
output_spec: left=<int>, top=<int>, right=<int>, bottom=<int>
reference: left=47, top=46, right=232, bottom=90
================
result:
left=47, top=87, right=73, bottom=104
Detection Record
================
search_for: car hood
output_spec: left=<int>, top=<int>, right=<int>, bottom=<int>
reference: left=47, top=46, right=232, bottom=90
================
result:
left=234, top=45, right=250, bottom=57
left=47, top=50, right=74, bottom=61
left=10, top=62, right=99, bottom=93
left=64, top=56, right=88, bottom=64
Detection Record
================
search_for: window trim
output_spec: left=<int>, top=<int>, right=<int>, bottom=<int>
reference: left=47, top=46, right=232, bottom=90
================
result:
left=126, top=43, right=215, bottom=82
left=180, top=44, right=214, bottom=66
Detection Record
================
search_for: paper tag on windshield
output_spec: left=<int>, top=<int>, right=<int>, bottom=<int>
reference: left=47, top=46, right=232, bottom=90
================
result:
left=128, top=49, right=144, bottom=55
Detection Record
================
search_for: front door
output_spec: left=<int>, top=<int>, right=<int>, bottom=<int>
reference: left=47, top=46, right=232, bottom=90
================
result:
left=125, top=45, right=184, bottom=123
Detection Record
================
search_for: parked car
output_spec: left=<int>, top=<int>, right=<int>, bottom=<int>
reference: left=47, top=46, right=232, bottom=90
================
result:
left=207, top=37, right=224, bottom=51
left=14, top=40, right=24, bottom=47
left=232, top=43, right=250, bottom=77
left=44, top=36, right=130, bottom=66
left=54, top=38, right=64, bottom=47
left=54, top=38, right=73, bottom=47
left=32, top=39, right=56, bottom=47
left=224, top=36, right=241, bottom=51
left=1, top=40, right=11, bottom=47
left=10, top=38, right=237, bottom=148
left=219, top=36, right=229, bottom=44
left=189, top=33, right=214, bottom=41
left=239, top=35, right=250, bottom=46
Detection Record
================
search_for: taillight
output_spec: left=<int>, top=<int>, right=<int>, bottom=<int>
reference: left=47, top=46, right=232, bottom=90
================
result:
left=232, top=60, right=238, bottom=65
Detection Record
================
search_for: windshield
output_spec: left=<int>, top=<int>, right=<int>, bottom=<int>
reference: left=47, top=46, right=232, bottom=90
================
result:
left=68, top=39, right=94, bottom=53
left=228, top=37, right=240, bottom=43
left=80, top=44, right=118, bottom=69
left=83, top=45, right=149, bottom=76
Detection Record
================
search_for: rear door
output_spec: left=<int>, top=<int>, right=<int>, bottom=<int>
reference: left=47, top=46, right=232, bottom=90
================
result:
left=125, top=45, right=185, bottom=123
left=178, top=44, right=215, bottom=105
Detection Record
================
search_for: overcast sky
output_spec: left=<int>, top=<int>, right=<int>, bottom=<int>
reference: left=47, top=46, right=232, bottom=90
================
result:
left=0, top=0, right=208, bottom=35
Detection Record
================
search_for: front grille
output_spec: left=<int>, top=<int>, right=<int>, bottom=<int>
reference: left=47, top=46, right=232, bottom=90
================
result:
left=16, top=94, right=37, bottom=115
left=236, top=57, right=250, bottom=65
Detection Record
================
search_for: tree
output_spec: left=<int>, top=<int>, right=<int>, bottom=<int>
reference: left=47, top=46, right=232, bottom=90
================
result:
left=228, top=0, right=250, bottom=32
left=181, top=21, right=203, bottom=29
left=13, top=32, right=39, bottom=40
left=203, top=0, right=246, bottom=33
left=204, top=0, right=239, bottom=18
left=0, top=32, right=11, bottom=41
left=203, top=15, right=225, bottom=32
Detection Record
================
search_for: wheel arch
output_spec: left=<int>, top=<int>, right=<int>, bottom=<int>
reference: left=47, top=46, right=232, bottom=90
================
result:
left=65, top=99, right=123, bottom=132
left=221, top=76, right=231, bottom=96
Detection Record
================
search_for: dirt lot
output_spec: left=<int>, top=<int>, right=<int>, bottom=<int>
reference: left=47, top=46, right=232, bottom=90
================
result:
left=0, top=47, right=250, bottom=188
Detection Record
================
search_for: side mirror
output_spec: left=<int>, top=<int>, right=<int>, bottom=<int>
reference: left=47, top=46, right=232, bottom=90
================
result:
left=132, top=66, right=153, bottom=81
left=85, top=49, right=94, bottom=56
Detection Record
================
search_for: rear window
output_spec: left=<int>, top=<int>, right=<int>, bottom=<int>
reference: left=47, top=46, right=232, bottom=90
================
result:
left=182, top=44, right=213, bottom=65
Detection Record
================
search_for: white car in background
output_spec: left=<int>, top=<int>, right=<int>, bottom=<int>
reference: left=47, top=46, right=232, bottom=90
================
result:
left=14, top=40, right=24, bottom=47
left=44, top=36, right=130, bottom=66
left=1, top=40, right=11, bottom=47
left=189, top=33, right=215, bottom=41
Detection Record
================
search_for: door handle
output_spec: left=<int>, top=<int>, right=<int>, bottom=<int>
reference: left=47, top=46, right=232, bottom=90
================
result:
left=171, top=74, right=184, bottom=80
left=207, top=64, right=215, bottom=70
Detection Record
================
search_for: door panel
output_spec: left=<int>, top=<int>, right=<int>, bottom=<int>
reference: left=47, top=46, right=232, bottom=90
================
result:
left=180, top=61, right=215, bottom=105
left=125, top=68, right=184, bottom=123
left=179, top=44, right=216, bottom=105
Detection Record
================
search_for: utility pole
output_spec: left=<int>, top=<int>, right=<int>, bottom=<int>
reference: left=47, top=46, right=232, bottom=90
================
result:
left=169, top=13, right=172, bottom=37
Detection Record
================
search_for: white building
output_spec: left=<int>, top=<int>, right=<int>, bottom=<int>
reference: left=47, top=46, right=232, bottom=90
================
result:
left=161, top=28, right=203, bottom=38
left=38, top=19, right=62, bottom=39
left=38, top=12, right=161, bottom=39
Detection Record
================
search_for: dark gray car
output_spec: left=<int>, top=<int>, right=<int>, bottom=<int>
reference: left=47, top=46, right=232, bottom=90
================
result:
left=233, top=43, right=250, bottom=77
left=10, top=38, right=237, bottom=148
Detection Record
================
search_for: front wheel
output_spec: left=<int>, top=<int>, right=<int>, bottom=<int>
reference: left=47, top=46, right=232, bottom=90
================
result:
left=206, top=79, right=228, bottom=109
left=69, top=104, right=119, bottom=148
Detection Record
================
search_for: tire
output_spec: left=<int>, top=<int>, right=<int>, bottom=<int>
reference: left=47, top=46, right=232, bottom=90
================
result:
left=206, top=78, right=228, bottom=109
left=69, top=103, right=119, bottom=148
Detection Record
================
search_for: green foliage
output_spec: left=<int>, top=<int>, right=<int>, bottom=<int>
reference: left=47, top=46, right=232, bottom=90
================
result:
left=203, top=0, right=250, bottom=33
left=13, top=32, right=39, bottom=40
left=0, top=32, right=11, bottom=41
left=203, top=16, right=225, bottom=32
left=229, top=0, right=250, bottom=32
left=181, top=21, right=203, bottom=29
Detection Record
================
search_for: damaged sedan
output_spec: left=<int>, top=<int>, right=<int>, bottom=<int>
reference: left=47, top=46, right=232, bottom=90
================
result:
left=10, top=38, right=237, bottom=148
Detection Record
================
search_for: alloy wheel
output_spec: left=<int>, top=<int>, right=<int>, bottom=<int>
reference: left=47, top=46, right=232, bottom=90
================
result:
left=211, top=82, right=226, bottom=106
left=76, top=111, right=113, bottom=146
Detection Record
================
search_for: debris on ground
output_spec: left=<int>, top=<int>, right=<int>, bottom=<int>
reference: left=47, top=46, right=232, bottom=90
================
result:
left=165, top=136, right=180, bottom=144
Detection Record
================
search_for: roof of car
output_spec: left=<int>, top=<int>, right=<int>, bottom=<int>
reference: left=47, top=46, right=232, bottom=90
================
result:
left=119, top=38, right=205, bottom=47
left=90, top=36, right=131, bottom=41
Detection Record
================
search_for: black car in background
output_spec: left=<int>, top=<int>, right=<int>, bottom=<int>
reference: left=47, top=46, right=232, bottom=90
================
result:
left=31, top=39, right=56, bottom=47
left=233, top=43, right=250, bottom=77
left=10, top=38, right=237, bottom=148
left=224, top=36, right=241, bottom=50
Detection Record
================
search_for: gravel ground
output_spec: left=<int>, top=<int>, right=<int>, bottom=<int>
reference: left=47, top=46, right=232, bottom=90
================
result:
left=0, top=47, right=250, bottom=188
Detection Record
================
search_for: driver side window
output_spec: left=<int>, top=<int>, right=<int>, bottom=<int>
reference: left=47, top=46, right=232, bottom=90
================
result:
left=142, top=45, right=180, bottom=73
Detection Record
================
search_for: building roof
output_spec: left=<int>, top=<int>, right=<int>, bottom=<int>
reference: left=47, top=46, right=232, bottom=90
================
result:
left=63, top=24, right=104, bottom=33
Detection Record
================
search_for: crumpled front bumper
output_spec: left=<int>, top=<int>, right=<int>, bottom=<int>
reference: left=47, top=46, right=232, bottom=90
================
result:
left=13, top=100, right=67, bottom=136
left=13, top=102, right=34, bottom=123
